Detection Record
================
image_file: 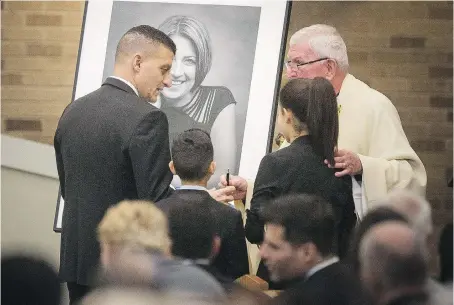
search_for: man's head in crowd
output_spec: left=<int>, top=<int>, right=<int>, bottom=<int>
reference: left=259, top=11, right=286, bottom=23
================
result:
left=167, top=203, right=220, bottom=261
left=348, top=206, right=409, bottom=274
left=259, top=194, right=336, bottom=282
left=286, top=24, right=348, bottom=93
left=359, top=221, right=429, bottom=305
left=380, top=190, right=433, bottom=241
left=170, top=128, right=215, bottom=186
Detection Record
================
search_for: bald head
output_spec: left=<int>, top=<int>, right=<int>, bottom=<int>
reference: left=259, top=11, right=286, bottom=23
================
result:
left=361, top=221, right=420, bottom=256
left=359, top=221, right=428, bottom=302
left=381, top=190, right=433, bottom=239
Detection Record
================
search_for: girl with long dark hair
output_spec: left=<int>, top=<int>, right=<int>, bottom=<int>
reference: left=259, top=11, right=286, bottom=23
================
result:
left=245, top=77, right=356, bottom=287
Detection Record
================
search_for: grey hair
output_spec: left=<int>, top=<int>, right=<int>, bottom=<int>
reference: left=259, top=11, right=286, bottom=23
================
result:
left=378, top=190, right=433, bottom=239
left=289, top=24, right=349, bottom=72
left=359, top=222, right=429, bottom=298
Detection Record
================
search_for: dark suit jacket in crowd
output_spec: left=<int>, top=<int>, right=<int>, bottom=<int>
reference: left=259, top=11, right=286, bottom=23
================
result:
left=156, top=189, right=249, bottom=280
left=246, top=135, right=356, bottom=252
left=54, top=77, right=174, bottom=285
left=246, top=136, right=356, bottom=287
left=270, top=262, right=367, bottom=305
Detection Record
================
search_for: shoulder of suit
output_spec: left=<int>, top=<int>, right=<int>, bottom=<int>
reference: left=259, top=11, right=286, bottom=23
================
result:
left=257, top=150, right=291, bottom=172
left=135, top=107, right=168, bottom=128
left=153, top=199, right=170, bottom=212
left=266, top=142, right=313, bottom=164
left=208, top=197, right=240, bottom=215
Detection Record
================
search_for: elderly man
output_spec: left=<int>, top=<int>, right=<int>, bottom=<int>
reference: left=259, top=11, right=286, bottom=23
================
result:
left=377, top=190, right=453, bottom=305
left=359, top=221, right=429, bottom=305
left=221, top=24, right=426, bottom=218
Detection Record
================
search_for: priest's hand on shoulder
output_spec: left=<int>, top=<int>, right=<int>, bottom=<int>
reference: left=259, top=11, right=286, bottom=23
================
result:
left=325, top=149, right=363, bottom=177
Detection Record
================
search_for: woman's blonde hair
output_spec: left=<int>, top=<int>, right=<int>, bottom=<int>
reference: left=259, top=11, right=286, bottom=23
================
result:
left=97, top=200, right=171, bottom=254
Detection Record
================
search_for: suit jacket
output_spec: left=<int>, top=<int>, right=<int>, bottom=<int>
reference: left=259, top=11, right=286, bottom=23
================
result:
left=156, top=189, right=249, bottom=280
left=246, top=135, right=356, bottom=254
left=54, top=77, right=174, bottom=285
left=270, top=262, right=367, bottom=305
left=95, top=251, right=226, bottom=301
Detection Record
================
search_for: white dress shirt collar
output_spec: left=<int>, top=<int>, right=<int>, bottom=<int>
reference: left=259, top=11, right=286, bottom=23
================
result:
left=306, top=256, right=339, bottom=279
left=109, top=76, right=139, bottom=96
left=177, top=185, right=208, bottom=191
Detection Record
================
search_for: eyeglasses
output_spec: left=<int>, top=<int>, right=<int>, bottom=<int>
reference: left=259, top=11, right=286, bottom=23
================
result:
left=285, top=57, right=329, bottom=70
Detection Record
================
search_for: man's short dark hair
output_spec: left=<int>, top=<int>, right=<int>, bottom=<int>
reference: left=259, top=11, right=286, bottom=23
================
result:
left=262, top=194, right=335, bottom=256
left=116, top=25, right=176, bottom=60
left=171, top=129, right=213, bottom=181
left=167, top=202, right=216, bottom=259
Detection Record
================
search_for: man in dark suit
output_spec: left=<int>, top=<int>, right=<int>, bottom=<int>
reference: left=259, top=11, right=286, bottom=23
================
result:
left=156, top=129, right=249, bottom=280
left=260, top=194, right=366, bottom=305
left=54, top=25, right=177, bottom=304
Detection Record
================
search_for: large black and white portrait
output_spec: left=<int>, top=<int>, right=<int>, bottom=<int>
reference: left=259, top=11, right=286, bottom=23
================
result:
left=102, top=3, right=261, bottom=186
left=54, top=0, right=290, bottom=231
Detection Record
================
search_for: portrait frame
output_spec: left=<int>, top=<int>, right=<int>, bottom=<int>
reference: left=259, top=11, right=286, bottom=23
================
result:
left=54, top=0, right=291, bottom=232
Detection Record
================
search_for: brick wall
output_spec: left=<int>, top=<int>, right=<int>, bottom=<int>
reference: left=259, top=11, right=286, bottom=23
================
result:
left=2, top=1, right=84, bottom=144
left=1, top=1, right=452, bottom=273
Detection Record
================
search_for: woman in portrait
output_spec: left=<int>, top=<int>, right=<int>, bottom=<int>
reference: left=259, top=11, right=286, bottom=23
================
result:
left=157, top=15, right=237, bottom=187
left=245, top=77, right=356, bottom=288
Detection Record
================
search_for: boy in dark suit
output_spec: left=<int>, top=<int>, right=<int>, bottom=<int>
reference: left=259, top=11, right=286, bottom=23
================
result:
left=156, top=129, right=249, bottom=280
left=260, top=194, right=366, bottom=305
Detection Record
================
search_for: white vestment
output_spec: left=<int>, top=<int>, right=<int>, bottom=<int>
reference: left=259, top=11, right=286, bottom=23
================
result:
left=337, top=74, right=427, bottom=218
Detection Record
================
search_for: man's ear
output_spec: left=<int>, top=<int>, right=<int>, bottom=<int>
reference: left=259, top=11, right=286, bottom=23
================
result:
left=283, top=108, right=293, bottom=124
left=132, top=53, right=142, bottom=73
left=296, top=242, right=317, bottom=262
left=325, top=58, right=337, bottom=81
left=169, top=161, right=177, bottom=175
left=208, top=161, right=216, bottom=175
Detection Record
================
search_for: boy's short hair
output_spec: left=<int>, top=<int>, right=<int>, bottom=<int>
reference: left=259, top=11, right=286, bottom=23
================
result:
left=171, top=129, right=213, bottom=181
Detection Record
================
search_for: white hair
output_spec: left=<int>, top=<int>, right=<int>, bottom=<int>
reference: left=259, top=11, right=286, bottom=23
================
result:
left=289, top=24, right=349, bottom=72
left=378, top=190, right=433, bottom=239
